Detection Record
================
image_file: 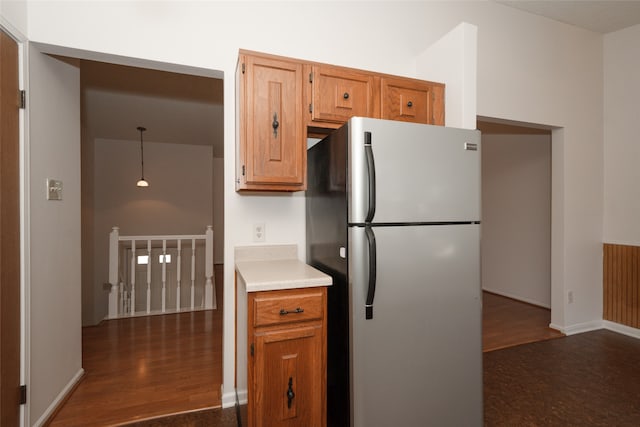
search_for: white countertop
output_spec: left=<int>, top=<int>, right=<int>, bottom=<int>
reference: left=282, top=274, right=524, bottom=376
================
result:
left=235, top=245, right=332, bottom=292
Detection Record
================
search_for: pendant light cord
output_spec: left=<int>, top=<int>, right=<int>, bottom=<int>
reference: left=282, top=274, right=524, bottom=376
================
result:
left=138, top=126, right=146, bottom=180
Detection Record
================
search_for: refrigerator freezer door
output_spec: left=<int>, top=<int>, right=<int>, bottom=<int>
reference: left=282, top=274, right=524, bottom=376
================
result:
left=348, top=117, right=481, bottom=224
left=348, top=224, right=483, bottom=427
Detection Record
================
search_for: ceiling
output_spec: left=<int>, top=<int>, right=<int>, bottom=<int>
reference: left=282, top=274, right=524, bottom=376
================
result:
left=497, top=0, right=640, bottom=34
left=82, top=60, right=224, bottom=157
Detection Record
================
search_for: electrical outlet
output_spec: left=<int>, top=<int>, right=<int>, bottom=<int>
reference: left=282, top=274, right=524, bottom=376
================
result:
left=568, top=291, right=574, bottom=304
left=253, top=223, right=266, bottom=242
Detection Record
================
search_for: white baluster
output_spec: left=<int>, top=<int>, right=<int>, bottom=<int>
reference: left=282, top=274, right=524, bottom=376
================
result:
left=108, top=227, right=120, bottom=317
left=204, top=226, right=215, bottom=309
left=161, top=239, right=167, bottom=313
left=130, top=239, right=136, bottom=316
left=191, top=238, right=196, bottom=310
left=176, top=240, right=182, bottom=310
left=119, top=281, right=124, bottom=315
left=146, top=239, right=151, bottom=314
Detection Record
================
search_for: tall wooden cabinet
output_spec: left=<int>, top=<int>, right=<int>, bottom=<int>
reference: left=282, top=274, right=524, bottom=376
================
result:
left=236, top=53, right=306, bottom=191
left=247, top=287, right=327, bottom=427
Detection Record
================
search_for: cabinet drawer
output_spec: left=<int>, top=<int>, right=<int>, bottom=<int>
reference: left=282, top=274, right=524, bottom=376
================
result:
left=381, top=77, right=445, bottom=125
left=310, top=65, right=377, bottom=124
left=253, top=289, right=324, bottom=327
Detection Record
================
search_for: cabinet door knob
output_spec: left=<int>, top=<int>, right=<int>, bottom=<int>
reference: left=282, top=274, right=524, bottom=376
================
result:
left=272, top=113, right=279, bottom=138
left=287, top=377, right=295, bottom=409
left=343, top=92, right=350, bottom=99
left=407, top=101, right=413, bottom=107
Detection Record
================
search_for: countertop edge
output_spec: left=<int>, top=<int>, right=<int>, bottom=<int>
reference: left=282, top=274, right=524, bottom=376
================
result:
left=236, top=257, right=332, bottom=293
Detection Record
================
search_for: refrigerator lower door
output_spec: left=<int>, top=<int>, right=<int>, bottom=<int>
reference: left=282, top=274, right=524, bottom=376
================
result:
left=348, top=224, right=482, bottom=427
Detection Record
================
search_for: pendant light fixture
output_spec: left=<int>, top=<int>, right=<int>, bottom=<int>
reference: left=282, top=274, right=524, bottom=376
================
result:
left=136, top=126, right=149, bottom=187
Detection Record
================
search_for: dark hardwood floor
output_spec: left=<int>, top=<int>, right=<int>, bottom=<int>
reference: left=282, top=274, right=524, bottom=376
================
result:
left=47, top=282, right=640, bottom=426
left=484, top=329, right=640, bottom=426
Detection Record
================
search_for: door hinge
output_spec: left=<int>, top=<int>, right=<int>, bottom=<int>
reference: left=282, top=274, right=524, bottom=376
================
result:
left=241, top=63, right=245, bottom=74
left=242, top=165, right=246, bottom=176
left=19, top=90, right=26, bottom=109
left=250, top=343, right=254, bottom=357
left=309, top=72, right=313, bottom=83
left=309, top=103, right=313, bottom=113
left=19, top=385, right=26, bottom=405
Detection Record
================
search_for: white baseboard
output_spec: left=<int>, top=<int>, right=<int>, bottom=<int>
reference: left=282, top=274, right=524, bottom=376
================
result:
left=549, top=320, right=602, bottom=335
left=33, top=368, right=84, bottom=427
left=222, top=390, right=240, bottom=409
left=549, top=320, right=640, bottom=340
left=482, top=287, right=550, bottom=309
left=602, top=320, right=640, bottom=339
left=236, top=389, right=247, bottom=405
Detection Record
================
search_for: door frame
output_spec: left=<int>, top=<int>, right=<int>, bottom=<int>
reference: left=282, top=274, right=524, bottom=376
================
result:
left=0, top=16, right=28, bottom=427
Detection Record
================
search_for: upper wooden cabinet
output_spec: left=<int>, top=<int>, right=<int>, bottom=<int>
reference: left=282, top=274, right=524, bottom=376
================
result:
left=236, top=53, right=306, bottom=192
left=308, top=65, right=378, bottom=125
left=236, top=50, right=445, bottom=192
left=381, top=76, right=445, bottom=126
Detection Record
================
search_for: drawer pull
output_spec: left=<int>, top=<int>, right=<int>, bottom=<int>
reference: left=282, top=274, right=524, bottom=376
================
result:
left=279, top=307, right=304, bottom=315
left=407, top=101, right=413, bottom=107
left=343, top=92, right=349, bottom=99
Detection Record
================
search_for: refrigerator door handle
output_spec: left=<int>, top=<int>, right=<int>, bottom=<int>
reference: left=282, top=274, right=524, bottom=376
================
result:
left=364, top=132, right=376, bottom=223
left=364, top=225, right=377, bottom=319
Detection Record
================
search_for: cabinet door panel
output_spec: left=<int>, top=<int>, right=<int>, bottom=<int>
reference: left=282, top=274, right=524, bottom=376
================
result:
left=254, top=325, right=323, bottom=427
left=311, top=66, right=376, bottom=124
left=239, top=55, right=305, bottom=190
left=381, top=77, right=445, bottom=125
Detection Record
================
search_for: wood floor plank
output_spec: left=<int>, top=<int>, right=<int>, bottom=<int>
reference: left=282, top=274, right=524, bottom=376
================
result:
left=482, top=291, right=564, bottom=352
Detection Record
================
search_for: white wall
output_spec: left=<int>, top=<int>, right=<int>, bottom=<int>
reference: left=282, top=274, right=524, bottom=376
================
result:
left=0, top=0, right=609, bottom=418
left=28, top=47, right=82, bottom=425
left=91, top=138, right=214, bottom=324
left=0, top=0, right=26, bottom=36
left=481, top=133, right=551, bottom=308
left=468, top=5, right=604, bottom=332
left=416, top=22, right=477, bottom=129
left=603, top=24, right=640, bottom=245
left=213, top=157, right=224, bottom=264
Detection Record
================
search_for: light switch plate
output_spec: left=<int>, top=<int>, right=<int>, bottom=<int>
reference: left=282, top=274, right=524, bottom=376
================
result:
left=46, top=179, right=63, bottom=201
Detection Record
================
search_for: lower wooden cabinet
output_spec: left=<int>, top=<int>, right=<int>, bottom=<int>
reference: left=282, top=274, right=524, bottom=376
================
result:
left=247, top=287, right=327, bottom=427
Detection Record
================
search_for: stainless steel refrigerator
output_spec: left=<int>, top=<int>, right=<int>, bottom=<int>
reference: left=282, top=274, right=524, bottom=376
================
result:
left=306, top=117, right=483, bottom=427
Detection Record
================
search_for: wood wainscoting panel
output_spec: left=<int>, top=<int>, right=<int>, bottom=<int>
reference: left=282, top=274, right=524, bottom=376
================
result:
left=603, top=243, right=640, bottom=328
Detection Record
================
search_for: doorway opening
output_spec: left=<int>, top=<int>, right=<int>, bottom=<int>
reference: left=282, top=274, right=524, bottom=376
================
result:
left=51, top=56, right=225, bottom=424
left=477, top=117, right=563, bottom=351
